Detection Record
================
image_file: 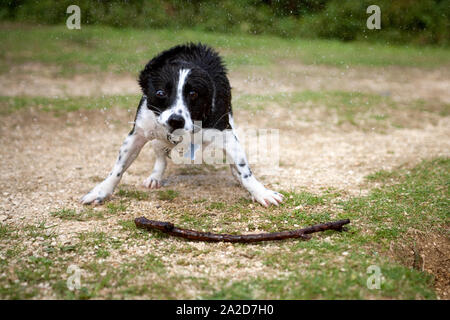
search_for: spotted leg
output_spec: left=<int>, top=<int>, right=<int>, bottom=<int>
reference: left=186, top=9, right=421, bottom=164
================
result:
left=230, top=164, right=241, bottom=183
left=81, top=131, right=149, bottom=205
left=143, top=140, right=171, bottom=189
left=208, top=129, right=283, bottom=207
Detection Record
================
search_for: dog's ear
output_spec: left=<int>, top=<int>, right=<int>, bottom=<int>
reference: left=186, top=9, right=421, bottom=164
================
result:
left=139, top=44, right=197, bottom=94
left=138, top=65, right=155, bottom=95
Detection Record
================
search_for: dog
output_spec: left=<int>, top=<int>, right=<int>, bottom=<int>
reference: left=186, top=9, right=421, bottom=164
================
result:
left=81, top=43, right=283, bottom=207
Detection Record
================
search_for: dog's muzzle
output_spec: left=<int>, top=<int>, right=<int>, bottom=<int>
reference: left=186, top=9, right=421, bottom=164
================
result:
left=167, top=114, right=185, bottom=132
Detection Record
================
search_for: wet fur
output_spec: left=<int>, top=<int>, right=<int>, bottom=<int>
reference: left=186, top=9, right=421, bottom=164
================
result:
left=81, top=43, right=283, bottom=207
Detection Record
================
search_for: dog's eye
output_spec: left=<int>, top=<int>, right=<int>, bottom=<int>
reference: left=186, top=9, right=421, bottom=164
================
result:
left=156, top=90, right=166, bottom=98
left=189, top=91, right=198, bottom=100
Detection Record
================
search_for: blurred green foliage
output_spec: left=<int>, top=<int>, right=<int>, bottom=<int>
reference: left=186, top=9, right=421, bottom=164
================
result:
left=0, top=0, right=448, bottom=45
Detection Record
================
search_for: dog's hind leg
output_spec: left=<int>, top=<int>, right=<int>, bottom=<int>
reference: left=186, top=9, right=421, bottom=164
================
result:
left=143, top=140, right=171, bottom=189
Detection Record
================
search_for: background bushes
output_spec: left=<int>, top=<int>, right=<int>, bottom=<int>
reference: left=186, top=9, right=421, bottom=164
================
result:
left=0, top=0, right=448, bottom=45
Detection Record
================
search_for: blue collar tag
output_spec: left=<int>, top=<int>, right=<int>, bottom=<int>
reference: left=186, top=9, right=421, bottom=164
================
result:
left=184, top=143, right=200, bottom=160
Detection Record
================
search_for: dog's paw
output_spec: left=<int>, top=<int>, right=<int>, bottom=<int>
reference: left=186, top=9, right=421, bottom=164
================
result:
left=143, top=176, right=162, bottom=189
left=251, top=189, right=284, bottom=207
left=80, top=184, right=112, bottom=205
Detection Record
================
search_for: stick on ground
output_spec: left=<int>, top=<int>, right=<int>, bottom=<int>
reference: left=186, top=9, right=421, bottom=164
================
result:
left=134, top=217, right=350, bottom=243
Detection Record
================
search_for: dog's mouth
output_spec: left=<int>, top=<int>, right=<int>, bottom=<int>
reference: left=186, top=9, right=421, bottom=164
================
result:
left=166, top=132, right=183, bottom=145
left=168, top=126, right=187, bottom=135
left=162, top=123, right=185, bottom=144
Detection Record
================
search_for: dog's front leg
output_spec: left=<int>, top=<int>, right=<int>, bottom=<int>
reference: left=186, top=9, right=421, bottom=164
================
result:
left=81, top=131, right=149, bottom=205
left=207, top=130, right=283, bottom=207
left=143, top=140, right=171, bottom=189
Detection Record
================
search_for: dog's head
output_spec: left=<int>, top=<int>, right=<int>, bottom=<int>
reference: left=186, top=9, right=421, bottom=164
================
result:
left=139, top=46, right=216, bottom=134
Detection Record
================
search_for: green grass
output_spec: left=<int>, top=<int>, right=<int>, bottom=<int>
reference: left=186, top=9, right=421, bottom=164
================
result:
left=157, top=189, right=179, bottom=201
left=261, top=158, right=449, bottom=243
left=179, top=212, right=214, bottom=231
left=106, top=201, right=128, bottom=214
left=207, top=260, right=435, bottom=299
left=0, top=223, right=16, bottom=240
left=365, top=169, right=402, bottom=182
left=236, top=90, right=391, bottom=110
left=0, top=24, right=449, bottom=77
left=50, top=207, right=104, bottom=221
left=22, top=220, right=56, bottom=240
left=117, top=188, right=149, bottom=201
left=206, top=202, right=227, bottom=211
left=143, top=254, right=166, bottom=273
left=75, top=231, right=123, bottom=258
left=0, top=95, right=139, bottom=115
left=342, top=158, right=449, bottom=243
left=234, top=90, right=448, bottom=128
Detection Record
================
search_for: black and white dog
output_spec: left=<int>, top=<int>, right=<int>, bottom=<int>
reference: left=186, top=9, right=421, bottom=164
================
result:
left=81, top=43, right=283, bottom=207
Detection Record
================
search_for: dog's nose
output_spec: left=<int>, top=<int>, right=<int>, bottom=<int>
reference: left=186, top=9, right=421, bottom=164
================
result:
left=167, top=114, right=185, bottom=130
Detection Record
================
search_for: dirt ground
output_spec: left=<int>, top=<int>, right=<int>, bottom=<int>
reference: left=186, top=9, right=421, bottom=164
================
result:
left=0, top=62, right=449, bottom=298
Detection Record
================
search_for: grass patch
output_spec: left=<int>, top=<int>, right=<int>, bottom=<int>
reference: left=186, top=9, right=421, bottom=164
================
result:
left=207, top=259, right=435, bottom=299
left=281, top=190, right=329, bottom=207
left=50, top=208, right=104, bottom=221
left=179, top=212, right=214, bottom=231
left=342, top=157, right=449, bottom=243
left=157, top=189, right=179, bottom=201
left=0, top=94, right=139, bottom=115
left=206, top=202, right=226, bottom=211
left=254, top=190, right=341, bottom=230
left=106, top=201, right=128, bottom=214
left=50, top=208, right=78, bottom=220
left=75, top=231, right=123, bottom=258
left=0, top=24, right=449, bottom=78
left=143, top=254, right=166, bottom=273
left=234, top=90, right=448, bottom=129
left=365, top=169, right=403, bottom=182
left=22, top=221, right=56, bottom=240
left=117, top=188, right=149, bottom=201
left=0, top=223, right=16, bottom=240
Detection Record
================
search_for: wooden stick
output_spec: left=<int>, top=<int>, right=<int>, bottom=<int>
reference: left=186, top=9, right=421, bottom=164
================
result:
left=134, top=217, right=350, bottom=243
